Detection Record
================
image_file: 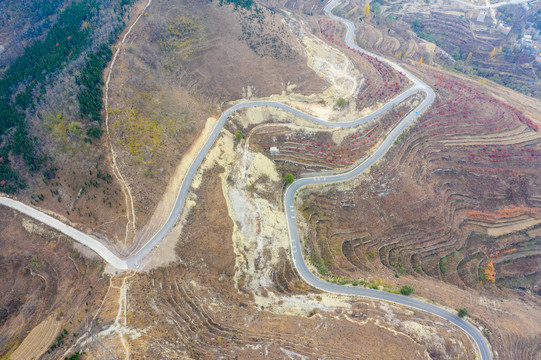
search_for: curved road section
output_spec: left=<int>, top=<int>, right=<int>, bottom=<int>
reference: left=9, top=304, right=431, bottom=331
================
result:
left=0, top=0, right=491, bottom=359
left=283, top=1, right=491, bottom=360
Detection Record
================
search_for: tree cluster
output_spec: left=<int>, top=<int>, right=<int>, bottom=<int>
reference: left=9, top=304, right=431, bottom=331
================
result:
left=78, top=44, right=113, bottom=122
left=218, top=0, right=254, bottom=10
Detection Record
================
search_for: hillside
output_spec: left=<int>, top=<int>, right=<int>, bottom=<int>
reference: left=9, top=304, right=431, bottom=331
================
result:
left=105, top=0, right=328, bottom=248
left=1, top=0, right=541, bottom=359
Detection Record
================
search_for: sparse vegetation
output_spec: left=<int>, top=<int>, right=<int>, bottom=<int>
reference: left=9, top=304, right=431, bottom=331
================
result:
left=159, top=15, right=205, bottom=60
left=238, top=6, right=295, bottom=60
left=400, top=285, right=414, bottom=296
left=65, top=352, right=82, bottom=360
left=335, top=97, right=346, bottom=109
left=410, top=18, right=438, bottom=44
left=440, top=256, right=448, bottom=274
left=234, top=130, right=244, bottom=141
left=67, top=122, right=83, bottom=135
left=310, top=249, right=329, bottom=276
left=284, top=173, right=294, bottom=184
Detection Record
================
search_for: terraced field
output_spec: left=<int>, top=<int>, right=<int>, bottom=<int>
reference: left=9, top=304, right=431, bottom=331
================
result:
left=3, top=0, right=541, bottom=358
left=249, top=94, right=424, bottom=174
left=299, top=72, right=541, bottom=294
left=122, top=257, right=474, bottom=359
left=405, top=8, right=538, bottom=94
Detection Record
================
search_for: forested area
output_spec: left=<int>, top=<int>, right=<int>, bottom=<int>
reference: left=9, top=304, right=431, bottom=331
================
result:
left=78, top=45, right=113, bottom=124
left=0, top=0, right=67, bottom=68
left=27, top=0, right=65, bottom=21
left=0, top=0, right=94, bottom=105
left=0, top=0, right=136, bottom=193
left=218, top=0, right=254, bottom=10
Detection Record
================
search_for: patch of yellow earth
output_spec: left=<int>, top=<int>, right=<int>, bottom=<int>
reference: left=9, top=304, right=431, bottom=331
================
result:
left=401, top=321, right=445, bottom=355
left=254, top=288, right=381, bottom=316
left=286, top=83, right=297, bottom=93
left=419, top=42, right=436, bottom=63
left=205, top=132, right=290, bottom=291
left=293, top=34, right=365, bottom=119
left=191, top=129, right=235, bottom=190
left=226, top=174, right=290, bottom=290
left=21, top=218, right=58, bottom=239
left=285, top=95, right=376, bottom=123
left=10, top=317, right=61, bottom=360
left=331, top=125, right=365, bottom=144
left=242, top=106, right=298, bottom=127
left=246, top=153, right=281, bottom=183
left=303, top=35, right=335, bottom=60
left=231, top=13, right=373, bottom=123
left=371, top=320, right=432, bottom=359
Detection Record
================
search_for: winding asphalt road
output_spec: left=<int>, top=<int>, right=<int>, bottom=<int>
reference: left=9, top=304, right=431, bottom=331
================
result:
left=0, top=0, right=492, bottom=358
left=283, top=1, right=491, bottom=359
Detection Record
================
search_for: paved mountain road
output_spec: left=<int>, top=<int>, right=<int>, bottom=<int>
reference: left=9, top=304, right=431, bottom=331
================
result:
left=0, top=0, right=492, bottom=358
left=451, top=0, right=533, bottom=8
left=0, top=196, right=128, bottom=270
left=282, top=1, right=491, bottom=359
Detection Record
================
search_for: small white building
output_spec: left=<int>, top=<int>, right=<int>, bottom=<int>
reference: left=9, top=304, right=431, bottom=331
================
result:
left=497, top=23, right=512, bottom=36
left=270, top=147, right=280, bottom=154
left=522, top=34, right=533, bottom=47
left=477, top=11, right=486, bottom=23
